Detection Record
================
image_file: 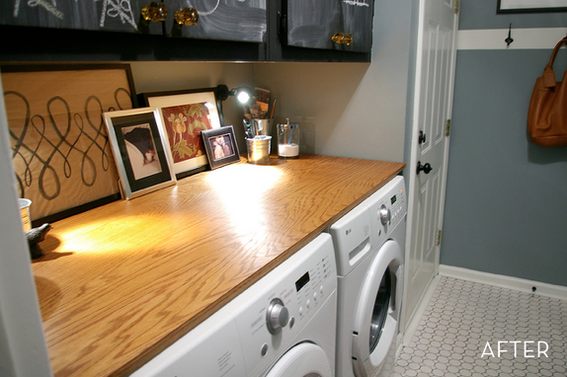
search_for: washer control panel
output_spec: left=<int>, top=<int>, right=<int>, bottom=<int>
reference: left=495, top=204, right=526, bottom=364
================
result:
left=365, top=176, right=406, bottom=249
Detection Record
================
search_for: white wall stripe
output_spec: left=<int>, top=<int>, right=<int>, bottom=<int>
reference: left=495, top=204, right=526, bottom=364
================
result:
left=458, top=27, right=567, bottom=50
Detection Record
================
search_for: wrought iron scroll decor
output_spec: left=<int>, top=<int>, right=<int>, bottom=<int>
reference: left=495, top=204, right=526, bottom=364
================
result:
left=2, top=64, right=137, bottom=224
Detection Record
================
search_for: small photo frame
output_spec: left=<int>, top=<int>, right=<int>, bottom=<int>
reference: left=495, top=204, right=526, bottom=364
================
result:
left=201, top=126, right=241, bottom=170
left=138, top=88, right=222, bottom=178
left=104, top=108, right=176, bottom=199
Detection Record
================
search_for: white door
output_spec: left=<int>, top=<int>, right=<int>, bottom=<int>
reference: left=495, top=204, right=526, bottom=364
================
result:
left=403, top=0, right=458, bottom=332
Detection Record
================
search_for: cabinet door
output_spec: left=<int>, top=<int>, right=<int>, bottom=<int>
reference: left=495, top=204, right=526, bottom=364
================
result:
left=341, top=0, right=374, bottom=53
left=165, top=0, right=267, bottom=42
left=0, top=0, right=152, bottom=34
left=286, top=0, right=374, bottom=53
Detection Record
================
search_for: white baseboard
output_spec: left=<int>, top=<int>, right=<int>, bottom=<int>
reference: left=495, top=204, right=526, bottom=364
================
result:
left=400, top=266, right=567, bottom=349
left=439, top=264, right=567, bottom=301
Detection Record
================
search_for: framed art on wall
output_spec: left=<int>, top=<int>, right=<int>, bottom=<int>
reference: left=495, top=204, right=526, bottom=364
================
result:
left=497, top=0, right=567, bottom=13
left=138, top=88, right=222, bottom=178
left=201, top=126, right=241, bottom=170
left=104, top=108, right=176, bottom=199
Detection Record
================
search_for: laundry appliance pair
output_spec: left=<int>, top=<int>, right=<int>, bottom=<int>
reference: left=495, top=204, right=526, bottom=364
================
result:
left=132, top=176, right=406, bottom=377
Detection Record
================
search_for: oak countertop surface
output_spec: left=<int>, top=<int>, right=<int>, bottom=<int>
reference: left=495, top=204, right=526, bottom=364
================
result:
left=32, top=154, right=405, bottom=377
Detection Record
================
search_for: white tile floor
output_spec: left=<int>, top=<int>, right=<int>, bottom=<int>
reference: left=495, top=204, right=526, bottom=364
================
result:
left=391, top=276, right=567, bottom=377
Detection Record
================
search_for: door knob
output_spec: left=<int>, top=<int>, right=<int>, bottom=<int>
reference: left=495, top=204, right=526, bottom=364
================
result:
left=416, top=161, right=432, bottom=175
left=418, top=131, right=426, bottom=145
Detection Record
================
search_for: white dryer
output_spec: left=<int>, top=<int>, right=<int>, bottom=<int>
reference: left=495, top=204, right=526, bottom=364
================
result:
left=131, top=233, right=337, bottom=377
left=329, top=176, right=406, bottom=377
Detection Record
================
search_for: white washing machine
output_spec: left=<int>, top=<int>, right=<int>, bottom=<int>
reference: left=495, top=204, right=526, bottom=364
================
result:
left=131, top=233, right=337, bottom=377
left=329, top=176, right=406, bottom=377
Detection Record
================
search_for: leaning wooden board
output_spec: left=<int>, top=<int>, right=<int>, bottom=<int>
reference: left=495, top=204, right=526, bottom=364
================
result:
left=32, top=154, right=405, bottom=376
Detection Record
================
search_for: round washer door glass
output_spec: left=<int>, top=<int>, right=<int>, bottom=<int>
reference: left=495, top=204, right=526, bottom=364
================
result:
left=265, top=342, right=332, bottom=377
left=370, top=267, right=391, bottom=353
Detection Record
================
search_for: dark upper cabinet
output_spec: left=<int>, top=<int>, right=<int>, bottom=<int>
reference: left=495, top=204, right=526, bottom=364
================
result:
left=0, top=0, right=372, bottom=62
left=0, top=0, right=266, bottom=41
left=284, top=0, right=374, bottom=53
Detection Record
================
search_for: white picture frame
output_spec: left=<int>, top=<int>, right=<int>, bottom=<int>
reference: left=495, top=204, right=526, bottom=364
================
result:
left=498, top=0, right=567, bottom=12
left=139, top=89, right=222, bottom=178
left=104, top=108, right=176, bottom=199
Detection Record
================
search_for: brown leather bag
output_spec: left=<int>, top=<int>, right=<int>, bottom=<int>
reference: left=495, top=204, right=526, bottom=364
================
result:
left=527, top=37, right=567, bottom=147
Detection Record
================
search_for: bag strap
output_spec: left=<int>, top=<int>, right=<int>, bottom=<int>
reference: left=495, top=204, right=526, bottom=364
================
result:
left=542, top=37, right=567, bottom=88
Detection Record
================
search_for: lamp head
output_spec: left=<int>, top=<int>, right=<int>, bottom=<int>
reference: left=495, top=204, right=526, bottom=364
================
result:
left=234, top=88, right=251, bottom=104
left=216, top=84, right=252, bottom=104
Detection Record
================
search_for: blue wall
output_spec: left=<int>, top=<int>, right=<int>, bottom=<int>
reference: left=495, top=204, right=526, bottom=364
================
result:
left=440, top=1, right=567, bottom=286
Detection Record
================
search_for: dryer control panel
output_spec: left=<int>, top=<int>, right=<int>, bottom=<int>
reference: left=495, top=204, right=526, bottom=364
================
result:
left=235, top=234, right=337, bottom=376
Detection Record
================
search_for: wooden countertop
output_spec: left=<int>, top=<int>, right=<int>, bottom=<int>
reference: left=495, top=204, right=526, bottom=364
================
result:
left=32, top=154, right=405, bottom=377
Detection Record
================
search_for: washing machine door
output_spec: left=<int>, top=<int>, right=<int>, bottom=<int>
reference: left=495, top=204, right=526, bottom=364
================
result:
left=265, top=342, right=333, bottom=377
left=351, top=240, right=403, bottom=377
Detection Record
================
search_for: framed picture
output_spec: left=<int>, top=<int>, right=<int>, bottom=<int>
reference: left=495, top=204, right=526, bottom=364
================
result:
left=497, top=0, right=567, bottom=13
left=201, top=126, right=241, bottom=170
left=104, top=108, right=176, bottom=199
left=2, top=63, right=137, bottom=224
left=138, top=88, right=222, bottom=179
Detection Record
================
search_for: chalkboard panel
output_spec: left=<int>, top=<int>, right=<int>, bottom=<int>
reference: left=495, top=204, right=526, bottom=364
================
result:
left=166, top=0, right=267, bottom=42
left=287, top=0, right=341, bottom=50
left=0, top=0, right=266, bottom=42
left=286, top=0, right=374, bottom=53
left=0, top=0, right=148, bottom=34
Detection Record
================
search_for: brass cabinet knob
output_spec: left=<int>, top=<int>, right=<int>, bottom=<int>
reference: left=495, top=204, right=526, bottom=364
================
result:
left=175, top=7, right=199, bottom=26
left=141, top=2, right=168, bottom=22
left=332, top=32, right=354, bottom=46
left=331, top=32, right=344, bottom=44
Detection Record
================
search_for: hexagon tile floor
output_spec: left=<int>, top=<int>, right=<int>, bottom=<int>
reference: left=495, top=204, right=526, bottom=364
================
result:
left=390, top=276, right=567, bottom=377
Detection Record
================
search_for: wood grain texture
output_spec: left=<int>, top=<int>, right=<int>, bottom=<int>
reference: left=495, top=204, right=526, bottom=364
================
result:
left=32, top=154, right=404, bottom=376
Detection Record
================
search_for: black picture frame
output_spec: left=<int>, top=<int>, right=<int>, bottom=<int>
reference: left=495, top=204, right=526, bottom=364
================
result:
left=201, top=126, right=241, bottom=170
left=104, top=108, right=176, bottom=199
left=497, top=0, right=567, bottom=13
